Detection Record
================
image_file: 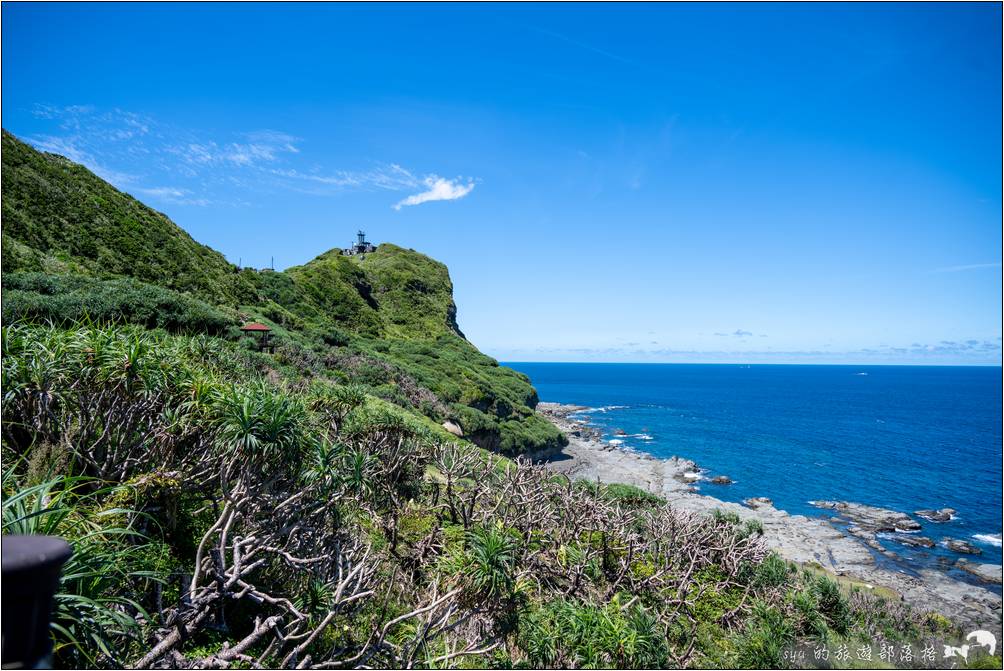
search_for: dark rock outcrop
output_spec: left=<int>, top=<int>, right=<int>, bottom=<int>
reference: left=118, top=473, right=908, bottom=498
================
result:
left=942, top=538, right=982, bottom=555
left=915, top=508, right=956, bottom=523
left=955, top=559, right=1002, bottom=584
left=810, top=501, right=921, bottom=532
left=889, top=535, right=936, bottom=549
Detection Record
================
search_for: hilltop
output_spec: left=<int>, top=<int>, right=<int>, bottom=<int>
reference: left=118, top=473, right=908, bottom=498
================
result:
left=1, top=129, right=563, bottom=455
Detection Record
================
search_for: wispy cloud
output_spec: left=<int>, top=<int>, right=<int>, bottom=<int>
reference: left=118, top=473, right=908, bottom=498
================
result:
left=931, top=262, right=1002, bottom=274
left=33, top=104, right=151, bottom=140
left=273, top=164, right=418, bottom=191
left=19, top=105, right=478, bottom=211
left=492, top=337, right=1002, bottom=364
left=28, top=133, right=138, bottom=186
left=713, top=329, right=756, bottom=337
left=132, top=186, right=211, bottom=207
left=169, top=131, right=301, bottom=168
left=528, top=25, right=636, bottom=66
left=393, top=176, right=476, bottom=210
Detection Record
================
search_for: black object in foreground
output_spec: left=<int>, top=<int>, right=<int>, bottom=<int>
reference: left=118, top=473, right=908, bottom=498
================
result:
left=2, top=535, right=72, bottom=669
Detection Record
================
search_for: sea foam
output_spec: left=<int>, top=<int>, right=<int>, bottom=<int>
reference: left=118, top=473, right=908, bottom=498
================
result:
left=577, top=405, right=628, bottom=414
left=973, top=533, right=1003, bottom=547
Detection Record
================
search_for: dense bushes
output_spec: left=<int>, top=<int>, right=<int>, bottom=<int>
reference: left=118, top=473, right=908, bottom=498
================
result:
left=519, top=597, right=670, bottom=668
left=355, top=335, right=562, bottom=454
left=2, top=272, right=235, bottom=334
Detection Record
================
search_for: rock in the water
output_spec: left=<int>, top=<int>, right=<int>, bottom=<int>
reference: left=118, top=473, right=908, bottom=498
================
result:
left=942, top=538, right=982, bottom=555
left=614, top=428, right=627, bottom=436
left=955, top=559, right=1003, bottom=584
left=710, top=475, right=733, bottom=485
left=442, top=420, right=464, bottom=437
left=915, top=508, right=956, bottom=523
left=889, top=534, right=936, bottom=549
left=810, top=500, right=921, bottom=532
left=744, top=497, right=774, bottom=509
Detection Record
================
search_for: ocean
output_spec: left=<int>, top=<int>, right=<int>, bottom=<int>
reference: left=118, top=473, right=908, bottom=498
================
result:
left=506, top=362, right=1003, bottom=568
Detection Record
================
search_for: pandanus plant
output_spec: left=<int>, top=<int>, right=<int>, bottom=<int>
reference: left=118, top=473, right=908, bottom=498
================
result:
left=213, top=381, right=310, bottom=485
left=2, top=470, right=161, bottom=668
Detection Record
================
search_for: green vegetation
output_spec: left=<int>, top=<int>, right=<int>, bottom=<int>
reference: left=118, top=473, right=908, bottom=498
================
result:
left=1, top=130, right=255, bottom=305
left=0, top=131, right=971, bottom=668
left=2, top=272, right=237, bottom=334
left=1, top=130, right=562, bottom=455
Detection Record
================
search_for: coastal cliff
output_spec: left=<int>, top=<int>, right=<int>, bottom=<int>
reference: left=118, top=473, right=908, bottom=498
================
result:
left=1, top=129, right=564, bottom=456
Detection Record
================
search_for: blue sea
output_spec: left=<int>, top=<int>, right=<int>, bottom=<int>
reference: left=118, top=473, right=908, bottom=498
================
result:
left=506, top=363, right=1003, bottom=569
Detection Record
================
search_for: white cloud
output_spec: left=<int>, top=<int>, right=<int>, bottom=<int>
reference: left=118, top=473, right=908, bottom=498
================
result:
left=273, top=164, right=419, bottom=191
left=713, top=329, right=756, bottom=337
left=393, top=175, right=476, bottom=210
left=176, top=143, right=217, bottom=164
left=28, top=134, right=93, bottom=164
left=245, top=130, right=299, bottom=153
left=135, top=186, right=187, bottom=199
left=28, top=134, right=137, bottom=186
left=931, top=262, right=1002, bottom=274
left=170, top=132, right=300, bottom=168
left=21, top=105, right=477, bottom=210
left=132, top=186, right=210, bottom=206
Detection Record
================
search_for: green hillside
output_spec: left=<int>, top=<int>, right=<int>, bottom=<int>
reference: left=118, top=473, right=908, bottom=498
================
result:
left=0, top=129, right=562, bottom=455
left=285, top=243, right=464, bottom=339
left=1, top=130, right=255, bottom=306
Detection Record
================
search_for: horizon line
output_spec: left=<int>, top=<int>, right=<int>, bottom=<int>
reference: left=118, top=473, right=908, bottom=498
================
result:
left=500, top=360, right=1003, bottom=368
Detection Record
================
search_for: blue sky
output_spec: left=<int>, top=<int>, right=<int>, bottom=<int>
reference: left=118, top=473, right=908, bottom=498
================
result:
left=3, top=3, right=1001, bottom=364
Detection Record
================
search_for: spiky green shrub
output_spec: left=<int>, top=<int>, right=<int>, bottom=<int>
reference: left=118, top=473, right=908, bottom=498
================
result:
left=518, top=596, right=669, bottom=668
left=446, top=525, right=522, bottom=605
left=811, top=575, right=852, bottom=636
left=734, top=601, right=795, bottom=669
left=602, top=483, right=664, bottom=508
left=1, top=472, right=165, bottom=667
left=213, top=382, right=310, bottom=478
left=754, top=553, right=792, bottom=589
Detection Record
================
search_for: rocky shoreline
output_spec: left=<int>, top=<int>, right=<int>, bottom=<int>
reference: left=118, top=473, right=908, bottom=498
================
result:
left=535, top=402, right=1003, bottom=634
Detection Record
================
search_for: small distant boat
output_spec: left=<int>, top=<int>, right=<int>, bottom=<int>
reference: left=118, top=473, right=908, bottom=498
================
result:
left=855, top=372, right=869, bottom=376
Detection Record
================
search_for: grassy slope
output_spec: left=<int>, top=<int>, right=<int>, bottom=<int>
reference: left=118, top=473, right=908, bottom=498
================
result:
left=284, top=243, right=463, bottom=339
left=0, top=130, right=563, bottom=454
left=1, top=130, right=256, bottom=306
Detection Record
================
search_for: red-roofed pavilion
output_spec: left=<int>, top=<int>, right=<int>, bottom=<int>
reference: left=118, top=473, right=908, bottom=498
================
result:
left=240, top=322, right=273, bottom=352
